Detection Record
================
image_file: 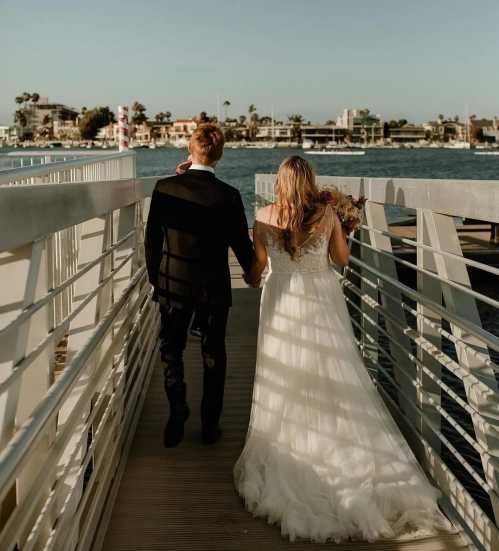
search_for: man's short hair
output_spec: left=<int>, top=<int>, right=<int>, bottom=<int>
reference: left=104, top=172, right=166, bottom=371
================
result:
left=190, top=123, right=225, bottom=164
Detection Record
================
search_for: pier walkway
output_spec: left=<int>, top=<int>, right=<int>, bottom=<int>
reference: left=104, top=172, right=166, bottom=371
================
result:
left=103, top=284, right=466, bottom=551
left=0, top=152, right=498, bottom=551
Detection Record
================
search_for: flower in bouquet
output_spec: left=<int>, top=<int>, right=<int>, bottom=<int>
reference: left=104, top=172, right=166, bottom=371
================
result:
left=318, top=188, right=366, bottom=233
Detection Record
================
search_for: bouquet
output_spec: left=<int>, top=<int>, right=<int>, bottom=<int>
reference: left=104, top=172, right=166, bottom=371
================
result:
left=318, top=188, right=366, bottom=233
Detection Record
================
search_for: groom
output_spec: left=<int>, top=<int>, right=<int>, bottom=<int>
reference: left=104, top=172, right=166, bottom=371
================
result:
left=145, top=123, right=255, bottom=447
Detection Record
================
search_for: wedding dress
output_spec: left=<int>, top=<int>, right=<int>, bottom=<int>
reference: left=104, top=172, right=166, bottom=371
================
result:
left=233, top=205, right=451, bottom=543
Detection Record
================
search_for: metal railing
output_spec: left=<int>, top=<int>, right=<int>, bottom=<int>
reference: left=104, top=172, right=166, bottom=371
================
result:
left=0, top=154, right=158, bottom=551
left=0, top=151, right=136, bottom=185
left=256, top=174, right=499, bottom=551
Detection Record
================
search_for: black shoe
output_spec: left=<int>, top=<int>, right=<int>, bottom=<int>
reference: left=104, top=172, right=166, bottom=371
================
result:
left=164, top=405, right=190, bottom=448
left=202, top=424, right=222, bottom=445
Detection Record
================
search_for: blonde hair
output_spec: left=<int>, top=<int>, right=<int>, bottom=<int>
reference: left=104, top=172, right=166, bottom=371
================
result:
left=274, top=156, right=322, bottom=258
left=190, top=123, right=225, bottom=164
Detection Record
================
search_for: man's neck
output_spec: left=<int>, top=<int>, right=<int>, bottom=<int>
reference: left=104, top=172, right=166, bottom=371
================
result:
left=189, top=162, right=215, bottom=174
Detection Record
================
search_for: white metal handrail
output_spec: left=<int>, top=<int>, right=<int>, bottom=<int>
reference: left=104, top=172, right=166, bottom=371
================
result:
left=0, top=154, right=158, bottom=551
left=255, top=173, right=499, bottom=551
left=360, top=224, right=499, bottom=278
left=0, top=151, right=136, bottom=186
left=345, top=264, right=499, bottom=380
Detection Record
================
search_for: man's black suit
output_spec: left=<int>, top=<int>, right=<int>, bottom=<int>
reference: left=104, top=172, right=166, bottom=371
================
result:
left=145, top=168, right=254, bottom=441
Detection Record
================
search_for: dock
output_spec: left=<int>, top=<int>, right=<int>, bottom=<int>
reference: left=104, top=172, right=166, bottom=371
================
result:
left=102, top=286, right=466, bottom=551
left=0, top=156, right=497, bottom=551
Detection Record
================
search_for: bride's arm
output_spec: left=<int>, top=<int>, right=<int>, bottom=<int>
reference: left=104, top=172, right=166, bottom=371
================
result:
left=328, top=211, right=350, bottom=267
left=244, top=222, right=267, bottom=287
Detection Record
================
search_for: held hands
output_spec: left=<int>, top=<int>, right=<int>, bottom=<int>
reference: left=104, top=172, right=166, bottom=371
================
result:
left=243, top=272, right=261, bottom=288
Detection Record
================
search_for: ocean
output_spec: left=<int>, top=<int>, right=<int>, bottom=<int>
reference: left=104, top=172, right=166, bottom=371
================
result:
left=133, top=147, right=499, bottom=224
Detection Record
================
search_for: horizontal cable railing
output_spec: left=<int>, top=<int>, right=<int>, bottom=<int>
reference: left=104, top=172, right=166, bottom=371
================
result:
left=0, top=155, right=159, bottom=551
left=255, top=174, right=499, bottom=551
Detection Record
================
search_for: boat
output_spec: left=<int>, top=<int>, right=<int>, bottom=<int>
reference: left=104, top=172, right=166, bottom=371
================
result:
left=444, top=141, right=471, bottom=149
left=173, top=137, right=189, bottom=148
left=245, top=142, right=276, bottom=149
left=305, top=150, right=366, bottom=156
left=474, top=151, right=499, bottom=156
left=302, top=140, right=313, bottom=149
left=149, top=143, right=157, bottom=149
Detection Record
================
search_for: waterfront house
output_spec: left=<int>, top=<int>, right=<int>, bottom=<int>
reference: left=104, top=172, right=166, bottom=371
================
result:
left=0, top=126, right=9, bottom=144
left=15, top=96, right=79, bottom=139
left=471, top=117, right=499, bottom=143
left=301, top=124, right=347, bottom=146
left=424, top=118, right=466, bottom=143
left=388, top=124, right=427, bottom=144
left=133, top=121, right=172, bottom=145
left=170, top=118, right=197, bottom=145
left=336, top=108, right=384, bottom=144
left=255, top=124, right=294, bottom=143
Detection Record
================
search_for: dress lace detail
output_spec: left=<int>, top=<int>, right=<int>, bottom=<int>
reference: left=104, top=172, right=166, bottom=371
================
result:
left=255, top=204, right=334, bottom=274
left=234, top=204, right=452, bottom=543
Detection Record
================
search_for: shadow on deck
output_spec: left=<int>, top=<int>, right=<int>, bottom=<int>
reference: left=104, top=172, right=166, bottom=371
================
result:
left=103, top=287, right=467, bottom=551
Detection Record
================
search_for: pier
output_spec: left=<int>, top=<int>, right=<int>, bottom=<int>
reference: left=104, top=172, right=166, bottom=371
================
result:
left=0, top=152, right=498, bottom=550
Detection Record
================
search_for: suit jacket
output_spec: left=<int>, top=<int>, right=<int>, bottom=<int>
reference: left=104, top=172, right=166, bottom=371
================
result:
left=144, top=169, right=254, bottom=307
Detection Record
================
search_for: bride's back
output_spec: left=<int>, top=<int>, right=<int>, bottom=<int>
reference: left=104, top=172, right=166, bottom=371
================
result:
left=255, top=203, right=334, bottom=274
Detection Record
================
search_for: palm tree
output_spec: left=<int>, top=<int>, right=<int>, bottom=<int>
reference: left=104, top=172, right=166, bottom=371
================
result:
left=155, top=112, right=166, bottom=123
left=22, top=92, right=31, bottom=106
left=288, top=114, right=304, bottom=142
left=198, top=111, right=209, bottom=123
left=14, top=110, right=27, bottom=127
left=131, top=101, right=147, bottom=124
left=247, top=105, right=258, bottom=139
left=238, top=115, right=246, bottom=126
left=223, top=100, right=231, bottom=121
left=248, top=104, right=257, bottom=121
left=31, top=93, right=40, bottom=104
left=15, top=96, right=24, bottom=106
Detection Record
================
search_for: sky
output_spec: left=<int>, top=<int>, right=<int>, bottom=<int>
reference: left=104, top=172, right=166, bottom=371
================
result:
left=1, top=0, right=499, bottom=125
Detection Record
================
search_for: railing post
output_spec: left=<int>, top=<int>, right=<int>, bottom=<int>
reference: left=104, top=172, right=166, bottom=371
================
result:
left=416, top=208, right=443, bottom=464
left=363, top=200, right=422, bottom=449
left=118, top=106, right=129, bottom=153
left=424, top=209, right=499, bottom=524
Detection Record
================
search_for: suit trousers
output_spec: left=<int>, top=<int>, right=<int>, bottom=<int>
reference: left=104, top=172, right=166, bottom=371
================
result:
left=159, top=302, right=229, bottom=428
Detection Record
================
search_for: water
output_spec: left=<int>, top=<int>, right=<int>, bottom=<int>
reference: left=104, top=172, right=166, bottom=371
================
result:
left=133, top=147, right=499, bottom=224
left=1, top=147, right=498, bottom=224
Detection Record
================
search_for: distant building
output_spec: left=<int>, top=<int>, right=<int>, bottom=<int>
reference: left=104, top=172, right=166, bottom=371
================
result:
left=301, top=125, right=347, bottom=146
left=97, top=123, right=119, bottom=142
left=388, top=125, right=426, bottom=143
left=424, top=119, right=465, bottom=142
left=255, top=124, right=294, bottom=143
left=0, top=126, right=9, bottom=143
left=336, top=108, right=383, bottom=143
left=15, top=96, right=79, bottom=139
left=170, top=119, right=197, bottom=144
left=132, top=121, right=172, bottom=144
left=53, top=119, right=80, bottom=140
left=471, top=117, right=498, bottom=143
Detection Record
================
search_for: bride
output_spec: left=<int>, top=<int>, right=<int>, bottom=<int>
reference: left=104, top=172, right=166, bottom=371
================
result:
left=233, top=156, right=451, bottom=543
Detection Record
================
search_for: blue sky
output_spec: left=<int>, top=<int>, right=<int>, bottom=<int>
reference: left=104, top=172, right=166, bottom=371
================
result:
left=1, top=0, right=499, bottom=125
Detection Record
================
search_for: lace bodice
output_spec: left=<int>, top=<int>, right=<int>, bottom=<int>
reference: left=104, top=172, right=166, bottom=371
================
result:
left=255, top=204, right=335, bottom=274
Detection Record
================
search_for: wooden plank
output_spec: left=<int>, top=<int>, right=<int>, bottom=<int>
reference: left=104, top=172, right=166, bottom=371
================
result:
left=103, top=287, right=466, bottom=551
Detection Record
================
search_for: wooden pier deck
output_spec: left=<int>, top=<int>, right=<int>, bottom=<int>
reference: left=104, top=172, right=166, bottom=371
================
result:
left=103, top=281, right=468, bottom=551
